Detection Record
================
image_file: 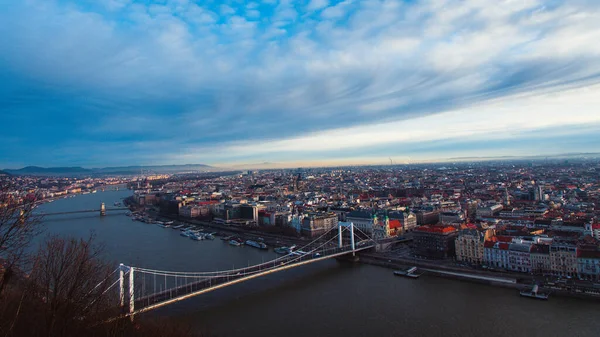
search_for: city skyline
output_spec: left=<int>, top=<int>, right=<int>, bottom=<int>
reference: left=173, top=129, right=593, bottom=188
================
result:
left=2, top=0, right=600, bottom=168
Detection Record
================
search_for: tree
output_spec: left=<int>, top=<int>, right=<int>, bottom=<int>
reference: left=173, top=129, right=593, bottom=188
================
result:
left=0, top=179, right=43, bottom=294
left=28, top=235, right=116, bottom=336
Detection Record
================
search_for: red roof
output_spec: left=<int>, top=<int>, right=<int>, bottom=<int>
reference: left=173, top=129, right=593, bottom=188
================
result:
left=496, top=235, right=513, bottom=243
left=389, top=219, right=402, bottom=229
left=498, top=243, right=510, bottom=250
left=592, top=224, right=600, bottom=230
left=484, top=241, right=496, bottom=248
left=415, top=225, right=457, bottom=234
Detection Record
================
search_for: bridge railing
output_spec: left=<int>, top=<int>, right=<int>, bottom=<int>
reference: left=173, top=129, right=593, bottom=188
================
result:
left=121, top=223, right=376, bottom=316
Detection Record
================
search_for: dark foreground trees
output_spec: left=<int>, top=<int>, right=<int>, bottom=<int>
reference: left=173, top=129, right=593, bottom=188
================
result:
left=0, top=236, right=198, bottom=337
left=0, top=180, right=42, bottom=294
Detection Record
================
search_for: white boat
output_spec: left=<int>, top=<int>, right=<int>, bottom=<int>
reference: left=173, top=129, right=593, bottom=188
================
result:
left=245, top=240, right=268, bottom=250
left=190, top=234, right=204, bottom=241
left=274, top=244, right=297, bottom=255
left=180, top=231, right=191, bottom=237
left=205, top=233, right=215, bottom=240
left=520, top=285, right=549, bottom=300
left=229, top=240, right=242, bottom=246
left=393, top=267, right=421, bottom=279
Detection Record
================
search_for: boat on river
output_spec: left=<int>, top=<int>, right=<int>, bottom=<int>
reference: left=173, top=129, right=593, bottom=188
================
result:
left=190, top=233, right=204, bottom=241
left=229, top=240, right=241, bottom=246
left=274, top=244, right=296, bottom=255
left=520, top=285, right=549, bottom=300
left=245, top=240, right=268, bottom=250
left=394, top=267, right=421, bottom=279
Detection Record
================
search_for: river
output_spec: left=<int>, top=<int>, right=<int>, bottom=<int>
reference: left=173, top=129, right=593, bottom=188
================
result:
left=35, top=189, right=600, bottom=337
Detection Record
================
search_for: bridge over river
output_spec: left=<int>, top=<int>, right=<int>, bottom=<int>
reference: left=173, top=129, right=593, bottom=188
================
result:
left=103, top=222, right=375, bottom=318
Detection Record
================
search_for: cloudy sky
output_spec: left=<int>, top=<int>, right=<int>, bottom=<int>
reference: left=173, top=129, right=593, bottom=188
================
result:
left=1, top=0, right=600, bottom=168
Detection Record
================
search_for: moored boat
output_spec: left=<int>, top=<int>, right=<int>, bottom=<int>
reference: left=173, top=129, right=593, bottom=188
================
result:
left=245, top=240, right=268, bottom=250
left=520, top=285, right=549, bottom=300
left=190, top=233, right=204, bottom=241
left=393, top=267, right=421, bottom=279
left=229, top=239, right=241, bottom=246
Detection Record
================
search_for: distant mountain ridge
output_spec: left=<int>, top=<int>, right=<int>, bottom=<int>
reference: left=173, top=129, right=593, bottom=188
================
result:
left=3, top=164, right=215, bottom=176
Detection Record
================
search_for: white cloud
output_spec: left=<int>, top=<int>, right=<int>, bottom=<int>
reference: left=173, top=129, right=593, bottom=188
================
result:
left=307, top=0, right=329, bottom=11
left=2, top=0, right=600, bottom=166
left=195, top=84, right=600, bottom=158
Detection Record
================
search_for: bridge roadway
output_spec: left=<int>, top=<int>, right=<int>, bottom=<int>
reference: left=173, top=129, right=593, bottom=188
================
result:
left=131, top=243, right=374, bottom=314
left=40, top=208, right=129, bottom=216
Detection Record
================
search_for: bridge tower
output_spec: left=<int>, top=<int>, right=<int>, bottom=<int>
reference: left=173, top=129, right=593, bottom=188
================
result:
left=100, top=202, right=106, bottom=216
left=338, top=222, right=356, bottom=255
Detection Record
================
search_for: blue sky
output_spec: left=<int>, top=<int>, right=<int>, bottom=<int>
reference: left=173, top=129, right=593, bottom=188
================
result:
left=1, top=0, right=600, bottom=168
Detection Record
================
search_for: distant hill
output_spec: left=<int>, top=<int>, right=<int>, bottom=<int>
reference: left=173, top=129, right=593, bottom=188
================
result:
left=4, top=166, right=92, bottom=175
left=3, top=164, right=216, bottom=176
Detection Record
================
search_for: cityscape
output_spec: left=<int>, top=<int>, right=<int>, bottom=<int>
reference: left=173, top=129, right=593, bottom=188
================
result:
left=2, top=0, right=600, bottom=336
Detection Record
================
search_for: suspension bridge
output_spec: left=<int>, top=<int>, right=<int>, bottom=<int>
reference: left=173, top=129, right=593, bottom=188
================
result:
left=100, top=222, right=375, bottom=318
left=38, top=203, right=129, bottom=216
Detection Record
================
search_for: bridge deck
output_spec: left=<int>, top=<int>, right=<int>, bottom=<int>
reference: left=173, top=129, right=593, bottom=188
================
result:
left=131, top=244, right=374, bottom=315
left=40, top=208, right=129, bottom=216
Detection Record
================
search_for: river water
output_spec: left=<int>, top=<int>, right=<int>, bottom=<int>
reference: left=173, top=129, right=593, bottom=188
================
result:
left=35, top=189, right=600, bottom=337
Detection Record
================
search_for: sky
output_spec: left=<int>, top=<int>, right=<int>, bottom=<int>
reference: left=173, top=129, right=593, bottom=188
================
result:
left=1, top=0, right=600, bottom=169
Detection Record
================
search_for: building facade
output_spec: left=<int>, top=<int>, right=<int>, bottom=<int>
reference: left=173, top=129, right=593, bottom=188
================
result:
left=530, top=244, right=552, bottom=275
left=550, top=240, right=578, bottom=277
left=455, top=228, right=493, bottom=265
left=412, top=225, right=458, bottom=259
left=301, top=212, right=338, bottom=237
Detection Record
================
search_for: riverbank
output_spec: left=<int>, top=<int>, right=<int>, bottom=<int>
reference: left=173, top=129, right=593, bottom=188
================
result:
left=359, top=253, right=600, bottom=301
left=144, top=211, right=307, bottom=249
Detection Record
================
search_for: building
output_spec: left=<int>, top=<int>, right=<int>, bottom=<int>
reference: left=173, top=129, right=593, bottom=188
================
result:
left=346, top=210, right=375, bottom=234
left=455, top=227, right=493, bottom=265
left=484, top=241, right=510, bottom=270
left=530, top=244, right=552, bottom=275
left=372, top=217, right=404, bottom=239
left=301, top=212, right=338, bottom=237
left=550, top=239, right=578, bottom=277
left=476, top=204, right=503, bottom=219
left=389, top=211, right=417, bottom=232
left=507, top=241, right=533, bottom=273
left=415, top=209, right=439, bottom=225
left=589, top=223, right=600, bottom=240
left=533, top=184, right=544, bottom=201
left=577, top=248, right=600, bottom=281
left=412, top=225, right=458, bottom=259
left=179, top=205, right=201, bottom=218
left=439, top=211, right=465, bottom=224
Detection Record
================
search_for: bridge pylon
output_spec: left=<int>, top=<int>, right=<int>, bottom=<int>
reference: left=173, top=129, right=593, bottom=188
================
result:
left=338, top=221, right=356, bottom=254
left=100, top=202, right=106, bottom=216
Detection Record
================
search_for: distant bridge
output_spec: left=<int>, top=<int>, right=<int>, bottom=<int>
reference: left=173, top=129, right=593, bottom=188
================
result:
left=102, top=222, right=375, bottom=319
left=39, top=203, right=129, bottom=216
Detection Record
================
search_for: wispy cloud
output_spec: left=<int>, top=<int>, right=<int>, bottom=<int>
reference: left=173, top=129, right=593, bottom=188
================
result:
left=1, top=0, right=600, bottom=167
